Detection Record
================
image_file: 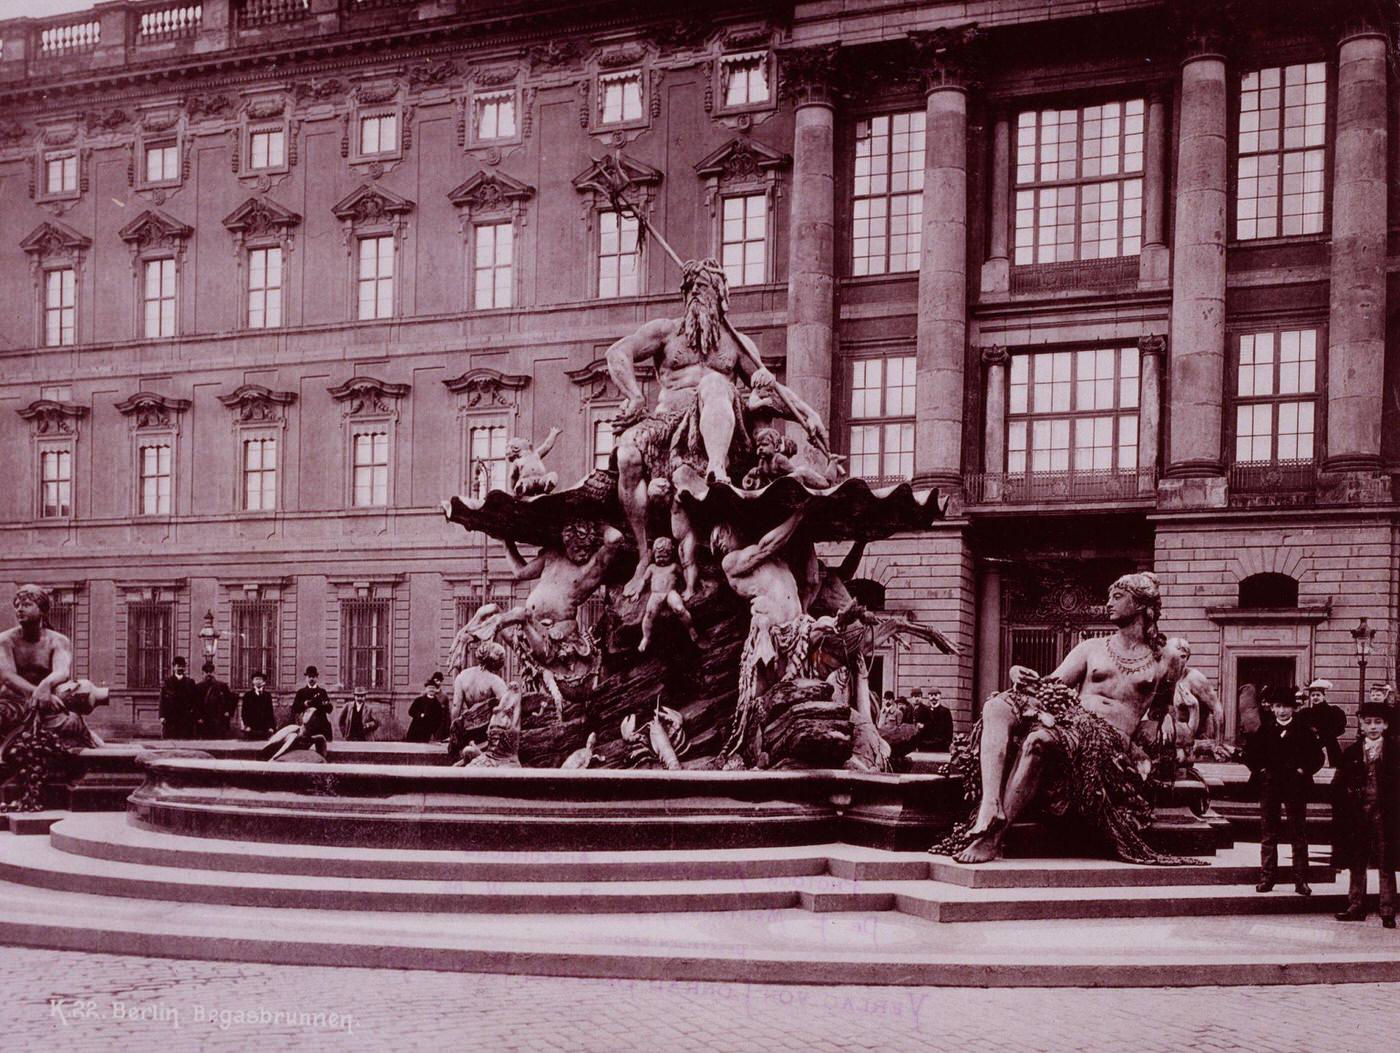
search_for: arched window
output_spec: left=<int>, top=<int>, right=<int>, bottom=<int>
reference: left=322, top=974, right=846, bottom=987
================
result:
left=1238, top=572, right=1298, bottom=609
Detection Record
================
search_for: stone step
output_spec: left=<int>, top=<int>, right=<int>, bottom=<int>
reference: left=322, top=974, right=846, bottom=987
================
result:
left=927, top=847, right=1335, bottom=889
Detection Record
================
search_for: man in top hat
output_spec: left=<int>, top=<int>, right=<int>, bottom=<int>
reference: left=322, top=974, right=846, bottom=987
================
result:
left=291, top=665, right=333, bottom=742
left=239, top=670, right=276, bottom=739
left=1243, top=686, right=1324, bottom=895
left=159, top=656, right=201, bottom=739
left=1332, top=701, right=1399, bottom=928
left=406, top=677, right=448, bottom=743
left=338, top=686, right=380, bottom=742
left=1300, top=678, right=1346, bottom=768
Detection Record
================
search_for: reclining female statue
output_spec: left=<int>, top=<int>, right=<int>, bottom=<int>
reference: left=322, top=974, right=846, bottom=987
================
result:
left=935, top=571, right=1192, bottom=865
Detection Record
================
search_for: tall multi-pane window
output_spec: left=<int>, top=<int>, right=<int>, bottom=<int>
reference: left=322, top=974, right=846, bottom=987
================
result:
left=851, top=112, right=925, bottom=276
left=720, top=194, right=767, bottom=287
left=247, top=247, right=282, bottom=328
left=138, top=443, right=172, bottom=515
left=474, top=92, right=516, bottom=140
left=847, top=356, right=915, bottom=483
left=126, top=601, right=172, bottom=689
left=249, top=128, right=285, bottom=170
left=721, top=53, right=769, bottom=108
left=231, top=601, right=278, bottom=690
left=242, top=436, right=277, bottom=511
left=1233, top=329, right=1319, bottom=463
left=142, top=258, right=176, bottom=337
left=1014, top=100, right=1144, bottom=265
left=599, top=71, right=643, bottom=125
left=144, top=142, right=179, bottom=183
left=1236, top=63, right=1326, bottom=240
left=473, top=222, right=513, bottom=309
left=468, top=422, right=508, bottom=497
left=592, top=417, right=615, bottom=471
left=45, top=154, right=77, bottom=195
left=341, top=598, right=390, bottom=690
left=352, top=431, right=389, bottom=506
left=598, top=211, right=640, bottom=298
left=358, top=113, right=397, bottom=155
left=44, top=267, right=75, bottom=347
left=356, top=236, right=394, bottom=320
left=39, top=448, right=72, bottom=519
left=1007, top=348, right=1140, bottom=474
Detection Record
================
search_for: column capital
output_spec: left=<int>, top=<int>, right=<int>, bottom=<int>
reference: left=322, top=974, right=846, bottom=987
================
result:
left=908, top=24, right=983, bottom=94
left=980, top=345, right=1009, bottom=367
left=1137, top=334, right=1167, bottom=359
left=1170, top=0, right=1235, bottom=62
left=1332, top=0, right=1393, bottom=47
left=777, top=45, right=840, bottom=107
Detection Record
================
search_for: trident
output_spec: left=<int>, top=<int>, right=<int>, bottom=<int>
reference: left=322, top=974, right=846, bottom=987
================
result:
left=580, top=152, right=831, bottom=458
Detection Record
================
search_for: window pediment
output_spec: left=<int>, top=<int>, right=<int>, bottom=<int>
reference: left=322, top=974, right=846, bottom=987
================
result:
left=573, top=153, right=662, bottom=198
left=328, top=376, right=410, bottom=418
left=218, top=384, right=297, bottom=423
left=695, top=138, right=789, bottom=183
left=18, top=399, right=87, bottom=435
left=117, top=209, right=192, bottom=255
left=443, top=368, right=529, bottom=407
left=21, top=220, right=91, bottom=258
left=331, top=184, right=415, bottom=226
left=448, top=171, right=534, bottom=218
left=115, top=391, right=190, bottom=430
left=223, top=197, right=302, bottom=239
left=567, top=357, right=654, bottom=403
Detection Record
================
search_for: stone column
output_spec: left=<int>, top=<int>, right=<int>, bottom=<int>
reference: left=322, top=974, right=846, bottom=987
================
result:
left=1139, top=90, right=1170, bottom=287
left=1326, top=22, right=1389, bottom=474
left=778, top=46, right=839, bottom=430
left=974, top=563, right=1002, bottom=712
left=980, top=111, right=1010, bottom=294
left=981, top=345, right=1008, bottom=501
left=911, top=26, right=980, bottom=490
left=1165, top=23, right=1228, bottom=485
left=1137, top=335, right=1165, bottom=495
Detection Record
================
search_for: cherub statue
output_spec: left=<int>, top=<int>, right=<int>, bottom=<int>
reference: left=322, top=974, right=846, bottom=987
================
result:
left=638, top=537, right=698, bottom=652
left=507, top=426, right=562, bottom=497
left=742, top=427, right=844, bottom=491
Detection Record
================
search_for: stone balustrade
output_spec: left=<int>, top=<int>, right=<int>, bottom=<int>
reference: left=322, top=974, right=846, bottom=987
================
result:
left=136, top=3, right=204, bottom=41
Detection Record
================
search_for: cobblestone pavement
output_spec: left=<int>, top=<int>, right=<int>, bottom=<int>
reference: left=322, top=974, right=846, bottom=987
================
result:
left=3, top=946, right=1397, bottom=1053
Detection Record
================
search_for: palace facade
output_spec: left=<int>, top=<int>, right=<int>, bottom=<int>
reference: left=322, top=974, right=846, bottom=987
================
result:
left=1, top=0, right=1396, bottom=739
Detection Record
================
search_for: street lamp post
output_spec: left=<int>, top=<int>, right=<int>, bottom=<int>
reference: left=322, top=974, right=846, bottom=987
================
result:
left=1351, top=617, right=1377, bottom=710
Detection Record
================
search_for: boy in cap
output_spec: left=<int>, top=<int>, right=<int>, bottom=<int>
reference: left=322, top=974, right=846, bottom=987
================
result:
left=1333, top=701, right=1398, bottom=928
left=1243, top=686, right=1324, bottom=895
left=337, top=686, right=380, bottom=742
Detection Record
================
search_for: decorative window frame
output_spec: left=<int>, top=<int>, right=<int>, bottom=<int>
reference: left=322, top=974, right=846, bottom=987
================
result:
left=328, top=376, right=409, bottom=509
left=18, top=398, right=87, bottom=522
left=222, top=579, right=290, bottom=691
left=443, top=368, right=529, bottom=496
left=217, top=384, right=298, bottom=514
left=115, top=391, right=190, bottom=519
left=233, top=95, right=294, bottom=182
left=20, top=220, right=90, bottom=348
left=30, top=119, right=85, bottom=205
left=347, top=82, right=409, bottom=168
left=573, top=153, right=662, bottom=299
left=594, top=66, right=650, bottom=133
left=567, top=356, right=654, bottom=478
left=133, top=110, right=189, bottom=193
left=695, top=138, right=789, bottom=285
left=464, top=68, right=525, bottom=151
left=116, top=209, right=193, bottom=339
left=331, top=185, right=414, bottom=321
left=714, top=50, right=776, bottom=117
left=118, top=578, right=187, bottom=694
left=328, top=573, right=403, bottom=693
left=222, top=197, right=302, bottom=331
left=448, top=171, right=535, bottom=311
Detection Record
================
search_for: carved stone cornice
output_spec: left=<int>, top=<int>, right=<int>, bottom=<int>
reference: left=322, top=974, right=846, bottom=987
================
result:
left=20, top=220, right=91, bottom=259
left=529, top=37, right=590, bottom=71
left=694, top=138, right=790, bottom=182
left=115, top=391, right=190, bottom=429
left=447, top=171, right=535, bottom=218
left=777, top=45, right=839, bottom=107
left=1138, top=334, right=1167, bottom=359
left=331, top=184, right=415, bottom=226
left=649, top=18, right=716, bottom=51
left=443, top=368, right=530, bottom=407
left=116, top=209, right=193, bottom=256
left=217, top=384, right=298, bottom=423
left=222, top=197, right=302, bottom=248
left=185, top=93, right=234, bottom=121
left=908, top=24, right=983, bottom=93
left=18, top=399, right=88, bottom=436
left=328, top=376, right=410, bottom=417
left=407, top=60, right=460, bottom=90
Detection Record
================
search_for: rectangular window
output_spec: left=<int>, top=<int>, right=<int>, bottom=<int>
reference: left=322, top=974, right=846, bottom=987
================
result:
left=592, top=416, right=615, bottom=471
left=852, top=111, right=925, bottom=276
left=720, top=194, right=767, bottom=287
left=341, top=598, right=390, bottom=690
left=356, top=235, right=394, bottom=320
left=598, top=211, right=640, bottom=298
left=142, top=258, right=176, bottom=338
left=1014, top=100, right=1144, bottom=265
left=231, top=600, right=278, bottom=690
left=249, top=128, right=285, bottom=170
left=467, top=421, right=508, bottom=498
left=39, top=447, right=72, bottom=519
left=599, top=71, right=643, bottom=125
left=358, top=113, right=397, bottom=156
left=473, top=92, right=517, bottom=141
left=144, top=142, right=179, bottom=184
left=846, top=355, right=916, bottom=483
left=44, top=267, right=75, bottom=347
left=47, top=601, right=74, bottom=643
left=1233, top=328, right=1319, bottom=463
left=242, top=436, right=277, bottom=511
left=247, top=246, right=282, bottom=329
left=45, top=153, right=77, bottom=194
left=352, top=431, right=389, bottom=506
left=473, top=222, right=514, bottom=309
left=1236, top=63, right=1327, bottom=240
left=721, top=53, right=770, bottom=108
left=1007, top=347, right=1140, bottom=474
left=138, top=442, right=172, bottom=515
left=126, top=600, right=172, bottom=690
left=457, top=591, right=516, bottom=680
